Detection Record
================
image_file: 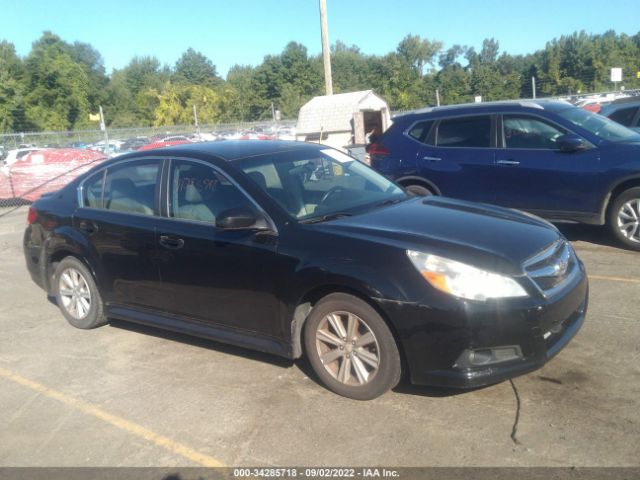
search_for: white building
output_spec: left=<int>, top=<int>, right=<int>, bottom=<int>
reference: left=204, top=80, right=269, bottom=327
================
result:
left=296, top=90, right=391, bottom=152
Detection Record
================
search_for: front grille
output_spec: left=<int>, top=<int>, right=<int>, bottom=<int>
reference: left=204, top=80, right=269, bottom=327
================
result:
left=524, top=240, right=577, bottom=297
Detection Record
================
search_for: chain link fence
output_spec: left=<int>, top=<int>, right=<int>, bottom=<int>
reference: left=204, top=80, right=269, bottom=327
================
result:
left=0, top=120, right=296, bottom=211
left=2, top=87, right=639, bottom=211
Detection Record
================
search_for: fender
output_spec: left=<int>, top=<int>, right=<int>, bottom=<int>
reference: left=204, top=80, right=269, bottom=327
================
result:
left=597, top=174, right=640, bottom=225
left=284, top=259, right=411, bottom=359
left=43, top=225, right=99, bottom=293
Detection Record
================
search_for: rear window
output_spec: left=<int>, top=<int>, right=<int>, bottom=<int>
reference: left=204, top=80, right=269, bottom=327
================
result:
left=436, top=116, right=491, bottom=148
left=407, top=121, right=435, bottom=144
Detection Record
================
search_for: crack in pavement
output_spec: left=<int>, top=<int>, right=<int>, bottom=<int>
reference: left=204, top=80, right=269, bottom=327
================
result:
left=509, top=379, right=522, bottom=445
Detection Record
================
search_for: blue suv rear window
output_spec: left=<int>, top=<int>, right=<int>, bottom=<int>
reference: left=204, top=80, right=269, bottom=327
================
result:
left=437, top=116, right=491, bottom=148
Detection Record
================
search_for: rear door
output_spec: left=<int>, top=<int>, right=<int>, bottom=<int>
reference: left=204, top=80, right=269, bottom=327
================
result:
left=491, top=113, right=601, bottom=215
left=416, top=114, right=498, bottom=203
left=74, top=159, right=163, bottom=309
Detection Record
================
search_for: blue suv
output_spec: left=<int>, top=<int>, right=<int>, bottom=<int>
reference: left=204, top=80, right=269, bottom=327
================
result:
left=370, top=100, right=640, bottom=250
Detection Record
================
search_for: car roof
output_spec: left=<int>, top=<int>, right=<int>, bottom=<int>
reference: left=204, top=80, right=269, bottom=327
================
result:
left=607, top=96, right=640, bottom=106
left=395, top=99, right=574, bottom=121
left=108, top=140, right=326, bottom=165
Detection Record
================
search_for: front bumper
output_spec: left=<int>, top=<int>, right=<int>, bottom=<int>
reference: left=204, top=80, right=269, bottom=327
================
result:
left=379, top=263, right=588, bottom=388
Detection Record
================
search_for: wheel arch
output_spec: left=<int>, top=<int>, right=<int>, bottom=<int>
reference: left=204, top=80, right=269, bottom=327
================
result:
left=46, top=246, right=96, bottom=294
left=603, top=177, right=640, bottom=221
left=395, top=176, right=441, bottom=195
left=290, top=284, right=410, bottom=379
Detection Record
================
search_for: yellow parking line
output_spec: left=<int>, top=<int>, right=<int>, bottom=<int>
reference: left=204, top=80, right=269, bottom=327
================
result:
left=0, top=366, right=226, bottom=467
left=589, top=275, right=640, bottom=284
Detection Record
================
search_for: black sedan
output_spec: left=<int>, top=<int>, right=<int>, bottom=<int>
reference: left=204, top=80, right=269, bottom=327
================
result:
left=24, top=141, right=588, bottom=399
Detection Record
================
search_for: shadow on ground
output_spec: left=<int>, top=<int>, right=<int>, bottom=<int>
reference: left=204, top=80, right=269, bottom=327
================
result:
left=555, top=223, right=626, bottom=250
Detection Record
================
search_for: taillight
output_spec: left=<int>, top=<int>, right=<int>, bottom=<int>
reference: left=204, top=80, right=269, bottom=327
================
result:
left=27, top=207, right=38, bottom=225
left=367, top=142, right=390, bottom=157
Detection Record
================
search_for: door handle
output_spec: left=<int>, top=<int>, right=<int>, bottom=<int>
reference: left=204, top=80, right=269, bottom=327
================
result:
left=159, top=235, right=185, bottom=250
left=422, top=156, right=442, bottom=162
left=79, top=220, right=98, bottom=234
left=496, top=160, right=521, bottom=166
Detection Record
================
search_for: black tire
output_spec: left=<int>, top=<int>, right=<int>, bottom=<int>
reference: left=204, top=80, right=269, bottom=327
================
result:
left=303, top=293, right=402, bottom=400
left=608, top=187, right=640, bottom=251
left=53, top=256, right=106, bottom=329
left=404, top=183, right=433, bottom=197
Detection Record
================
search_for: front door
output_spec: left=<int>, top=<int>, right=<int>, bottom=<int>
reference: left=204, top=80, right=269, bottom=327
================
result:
left=154, top=159, right=283, bottom=337
left=492, top=113, right=601, bottom=215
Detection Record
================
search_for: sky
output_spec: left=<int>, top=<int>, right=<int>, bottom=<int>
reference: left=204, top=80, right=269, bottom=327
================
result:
left=1, top=0, right=639, bottom=77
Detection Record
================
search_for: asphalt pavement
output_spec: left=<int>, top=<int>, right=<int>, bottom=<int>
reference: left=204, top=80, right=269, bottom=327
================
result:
left=0, top=206, right=638, bottom=468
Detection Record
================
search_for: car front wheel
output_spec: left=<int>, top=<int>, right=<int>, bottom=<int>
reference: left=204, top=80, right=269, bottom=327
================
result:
left=609, top=187, right=640, bottom=250
left=404, top=184, right=433, bottom=197
left=53, top=256, right=106, bottom=329
left=304, top=293, right=402, bottom=400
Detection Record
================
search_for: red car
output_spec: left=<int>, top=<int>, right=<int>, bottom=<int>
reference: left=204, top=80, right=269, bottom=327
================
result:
left=0, top=149, right=107, bottom=202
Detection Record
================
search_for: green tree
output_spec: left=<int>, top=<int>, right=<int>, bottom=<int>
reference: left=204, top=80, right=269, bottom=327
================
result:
left=396, top=34, right=442, bottom=74
left=174, top=48, right=221, bottom=87
left=330, top=41, right=374, bottom=93
left=23, top=32, right=91, bottom=131
left=0, top=41, right=29, bottom=133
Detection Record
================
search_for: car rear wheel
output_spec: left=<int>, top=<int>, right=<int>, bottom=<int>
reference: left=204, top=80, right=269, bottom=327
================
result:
left=609, top=187, right=640, bottom=251
left=53, top=256, right=106, bottom=329
left=404, top=184, right=433, bottom=197
left=304, top=293, right=401, bottom=400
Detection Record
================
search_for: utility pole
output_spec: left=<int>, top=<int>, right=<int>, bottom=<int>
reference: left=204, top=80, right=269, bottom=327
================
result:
left=193, top=104, right=200, bottom=135
left=435, top=89, right=440, bottom=107
left=531, top=76, right=537, bottom=99
left=319, top=0, right=333, bottom=95
left=99, top=105, right=109, bottom=151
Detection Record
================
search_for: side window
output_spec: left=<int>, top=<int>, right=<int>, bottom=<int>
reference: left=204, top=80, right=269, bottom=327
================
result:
left=436, top=116, right=491, bottom=148
left=82, top=170, right=105, bottom=208
left=169, top=161, right=256, bottom=224
left=503, top=115, right=567, bottom=150
left=609, top=106, right=639, bottom=127
left=103, top=161, right=160, bottom=215
left=408, top=120, right=435, bottom=144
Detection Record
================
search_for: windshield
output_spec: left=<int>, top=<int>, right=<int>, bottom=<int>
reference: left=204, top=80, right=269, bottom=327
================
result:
left=557, top=106, right=640, bottom=142
left=237, top=148, right=406, bottom=221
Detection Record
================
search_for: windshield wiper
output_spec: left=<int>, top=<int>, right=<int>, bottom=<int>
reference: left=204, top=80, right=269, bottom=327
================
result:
left=373, top=197, right=408, bottom=209
left=300, top=212, right=352, bottom=224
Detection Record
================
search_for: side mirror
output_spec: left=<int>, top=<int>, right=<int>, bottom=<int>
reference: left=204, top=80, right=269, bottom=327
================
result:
left=557, top=134, right=588, bottom=153
left=216, top=206, right=267, bottom=230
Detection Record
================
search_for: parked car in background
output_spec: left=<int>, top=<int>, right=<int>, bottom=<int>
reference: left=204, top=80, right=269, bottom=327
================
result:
left=158, top=135, right=191, bottom=143
left=120, top=137, right=150, bottom=152
left=137, top=139, right=191, bottom=151
left=600, top=97, right=640, bottom=132
left=1, top=147, right=46, bottom=167
left=276, top=126, right=297, bottom=141
left=369, top=100, right=640, bottom=250
left=0, top=148, right=106, bottom=202
left=24, top=141, right=587, bottom=399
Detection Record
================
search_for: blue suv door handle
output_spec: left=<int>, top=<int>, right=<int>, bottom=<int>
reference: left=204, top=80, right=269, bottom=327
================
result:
left=497, top=160, right=521, bottom=166
left=422, top=156, right=442, bottom=162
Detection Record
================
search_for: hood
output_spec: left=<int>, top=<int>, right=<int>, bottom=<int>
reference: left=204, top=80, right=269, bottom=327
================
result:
left=318, top=197, right=561, bottom=275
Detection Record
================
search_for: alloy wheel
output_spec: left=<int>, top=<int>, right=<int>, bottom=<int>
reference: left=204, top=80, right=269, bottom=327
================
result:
left=315, top=311, right=380, bottom=386
left=617, top=199, right=640, bottom=243
left=58, top=268, right=92, bottom=320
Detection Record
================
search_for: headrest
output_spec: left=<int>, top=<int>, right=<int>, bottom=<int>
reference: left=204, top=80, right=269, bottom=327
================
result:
left=110, top=178, right=136, bottom=198
left=248, top=171, right=267, bottom=190
left=184, top=183, right=203, bottom=203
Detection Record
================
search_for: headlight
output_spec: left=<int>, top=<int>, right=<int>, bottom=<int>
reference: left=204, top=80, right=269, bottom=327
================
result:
left=406, top=250, right=528, bottom=301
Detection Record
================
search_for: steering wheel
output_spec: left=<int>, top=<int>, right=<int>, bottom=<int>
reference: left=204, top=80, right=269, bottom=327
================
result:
left=320, top=186, right=345, bottom=204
